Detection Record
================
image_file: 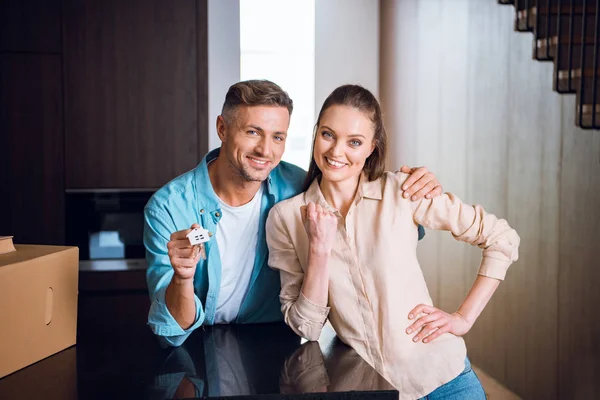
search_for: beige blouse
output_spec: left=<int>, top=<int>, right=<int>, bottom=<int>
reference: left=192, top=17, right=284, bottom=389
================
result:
left=266, top=172, right=520, bottom=399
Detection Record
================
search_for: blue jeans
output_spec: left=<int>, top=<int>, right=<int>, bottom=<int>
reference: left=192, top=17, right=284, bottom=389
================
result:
left=418, top=357, right=486, bottom=400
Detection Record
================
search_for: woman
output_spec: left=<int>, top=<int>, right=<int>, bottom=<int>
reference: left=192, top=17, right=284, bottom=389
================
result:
left=265, top=85, right=520, bottom=399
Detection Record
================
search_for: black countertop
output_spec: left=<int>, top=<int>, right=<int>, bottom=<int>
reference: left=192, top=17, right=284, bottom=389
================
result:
left=0, top=316, right=397, bottom=400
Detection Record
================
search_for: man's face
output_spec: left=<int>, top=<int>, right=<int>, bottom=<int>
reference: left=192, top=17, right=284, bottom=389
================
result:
left=217, top=105, right=290, bottom=182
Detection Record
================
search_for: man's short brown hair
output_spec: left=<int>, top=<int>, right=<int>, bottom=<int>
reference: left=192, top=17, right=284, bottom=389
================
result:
left=221, top=80, right=293, bottom=123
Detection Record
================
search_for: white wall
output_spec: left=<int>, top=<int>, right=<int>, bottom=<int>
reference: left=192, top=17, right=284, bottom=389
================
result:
left=208, top=0, right=240, bottom=150
left=315, top=0, right=380, bottom=117
left=240, top=0, right=315, bottom=170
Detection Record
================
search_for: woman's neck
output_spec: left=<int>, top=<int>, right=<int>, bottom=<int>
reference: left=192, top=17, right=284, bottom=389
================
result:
left=320, top=175, right=360, bottom=217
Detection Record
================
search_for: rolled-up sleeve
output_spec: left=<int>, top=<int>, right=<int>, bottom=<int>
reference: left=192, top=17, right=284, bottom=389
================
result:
left=266, top=206, right=330, bottom=341
left=411, top=192, right=520, bottom=280
left=144, top=208, right=205, bottom=347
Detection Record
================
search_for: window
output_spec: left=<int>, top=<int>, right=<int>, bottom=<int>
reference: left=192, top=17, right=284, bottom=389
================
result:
left=240, top=0, right=315, bottom=170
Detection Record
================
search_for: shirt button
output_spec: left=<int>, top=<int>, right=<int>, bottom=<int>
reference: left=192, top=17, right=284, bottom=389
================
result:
left=200, top=209, right=205, bottom=214
left=208, top=232, right=213, bottom=237
left=215, top=212, right=221, bottom=217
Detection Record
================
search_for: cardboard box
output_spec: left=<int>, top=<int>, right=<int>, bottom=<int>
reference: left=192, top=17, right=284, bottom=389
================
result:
left=0, top=236, right=16, bottom=255
left=0, top=245, right=79, bottom=379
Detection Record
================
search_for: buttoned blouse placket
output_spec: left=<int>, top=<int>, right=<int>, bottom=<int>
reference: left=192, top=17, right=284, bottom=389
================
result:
left=324, top=193, right=384, bottom=372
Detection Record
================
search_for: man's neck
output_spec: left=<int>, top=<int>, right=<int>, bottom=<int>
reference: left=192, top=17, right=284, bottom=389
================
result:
left=208, top=156, right=263, bottom=207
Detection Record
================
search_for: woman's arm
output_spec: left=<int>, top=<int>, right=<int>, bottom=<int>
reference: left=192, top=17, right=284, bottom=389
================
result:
left=302, top=248, right=330, bottom=307
left=265, top=204, right=335, bottom=341
left=403, top=175, right=520, bottom=342
left=411, top=190, right=520, bottom=280
left=405, top=275, right=500, bottom=343
left=300, top=202, right=338, bottom=306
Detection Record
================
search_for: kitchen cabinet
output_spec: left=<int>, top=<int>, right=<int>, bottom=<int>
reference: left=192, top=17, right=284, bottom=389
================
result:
left=0, top=54, right=65, bottom=244
left=0, top=0, right=61, bottom=53
left=63, top=0, right=208, bottom=189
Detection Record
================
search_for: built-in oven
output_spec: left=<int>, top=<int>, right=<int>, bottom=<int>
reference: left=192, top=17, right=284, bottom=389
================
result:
left=65, top=190, right=155, bottom=271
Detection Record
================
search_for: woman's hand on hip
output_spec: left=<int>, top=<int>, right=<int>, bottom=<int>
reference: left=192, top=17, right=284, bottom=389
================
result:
left=405, top=304, right=473, bottom=343
left=301, top=202, right=338, bottom=255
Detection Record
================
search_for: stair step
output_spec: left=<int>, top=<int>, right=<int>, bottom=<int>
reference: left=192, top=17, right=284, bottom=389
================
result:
left=571, top=76, right=600, bottom=127
left=516, top=8, right=533, bottom=31
left=513, top=0, right=531, bottom=31
left=552, top=36, right=600, bottom=46
left=555, top=68, right=600, bottom=92
left=535, top=38, right=556, bottom=60
left=536, top=33, right=600, bottom=82
left=561, top=68, right=600, bottom=79
left=533, top=4, right=598, bottom=15
left=538, top=36, right=600, bottom=51
left=556, top=47, right=600, bottom=91
left=575, top=103, right=600, bottom=128
left=518, top=3, right=598, bottom=35
left=530, top=7, right=596, bottom=35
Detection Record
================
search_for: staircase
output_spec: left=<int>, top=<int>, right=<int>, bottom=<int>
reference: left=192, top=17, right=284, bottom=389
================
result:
left=499, top=0, right=600, bottom=129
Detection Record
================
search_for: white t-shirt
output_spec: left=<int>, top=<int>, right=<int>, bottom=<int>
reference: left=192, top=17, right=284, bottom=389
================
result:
left=213, top=184, right=263, bottom=324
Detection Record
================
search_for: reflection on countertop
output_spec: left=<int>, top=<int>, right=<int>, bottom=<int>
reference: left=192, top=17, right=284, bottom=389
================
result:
left=0, top=317, right=397, bottom=399
left=150, top=323, right=397, bottom=399
left=281, top=327, right=396, bottom=394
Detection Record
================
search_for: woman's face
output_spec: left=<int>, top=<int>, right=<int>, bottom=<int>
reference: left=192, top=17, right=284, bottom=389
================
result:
left=313, top=105, right=376, bottom=185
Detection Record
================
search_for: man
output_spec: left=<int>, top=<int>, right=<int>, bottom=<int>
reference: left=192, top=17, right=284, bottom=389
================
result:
left=144, top=80, right=442, bottom=347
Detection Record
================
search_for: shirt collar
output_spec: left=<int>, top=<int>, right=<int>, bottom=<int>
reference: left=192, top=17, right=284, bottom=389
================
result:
left=303, top=172, right=383, bottom=213
left=193, top=148, right=220, bottom=210
left=360, top=173, right=383, bottom=200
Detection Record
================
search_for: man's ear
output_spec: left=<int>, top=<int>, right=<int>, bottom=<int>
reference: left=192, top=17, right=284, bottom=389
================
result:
left=216, top=115, right=227, bottom=142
